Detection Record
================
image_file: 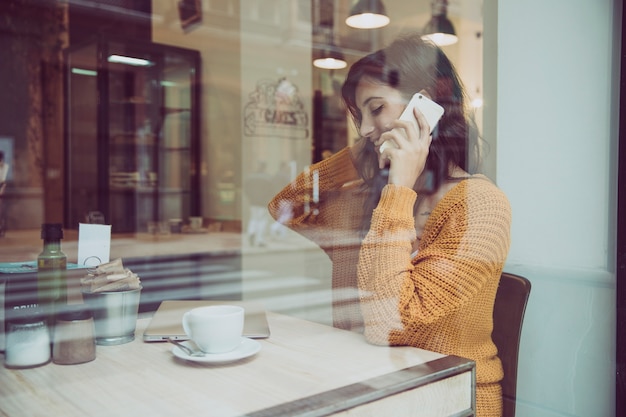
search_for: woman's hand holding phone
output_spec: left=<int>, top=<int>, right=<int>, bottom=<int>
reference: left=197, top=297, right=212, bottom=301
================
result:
left=377, top=93, right=444, bottom=188
left=379, top=107, right=433, bottom=188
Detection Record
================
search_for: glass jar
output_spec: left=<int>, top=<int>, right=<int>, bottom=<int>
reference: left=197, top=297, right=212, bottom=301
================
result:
left=53, top=304, right=96, bottom=365
left=5, top=313, right=51, bottom=368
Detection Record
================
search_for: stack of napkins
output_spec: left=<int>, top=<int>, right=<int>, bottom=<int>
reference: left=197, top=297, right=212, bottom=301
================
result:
left=80, top=258, right=141, bottom=293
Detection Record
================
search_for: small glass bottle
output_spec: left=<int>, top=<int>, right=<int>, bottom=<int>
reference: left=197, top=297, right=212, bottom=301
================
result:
left=37, top=223, right=67, bottom=325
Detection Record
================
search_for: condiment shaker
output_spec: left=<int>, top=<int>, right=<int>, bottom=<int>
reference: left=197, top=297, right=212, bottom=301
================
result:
left=5, top=310, right=51, bottom=368
left=53, top=304, right=96, bottom=365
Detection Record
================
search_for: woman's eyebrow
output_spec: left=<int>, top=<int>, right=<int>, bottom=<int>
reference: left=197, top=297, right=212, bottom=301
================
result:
left=361, top=96, right=383, bottom=108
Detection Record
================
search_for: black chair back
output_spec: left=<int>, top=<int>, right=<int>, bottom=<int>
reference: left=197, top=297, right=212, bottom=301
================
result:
left=492, top=272, right=531, bottom=417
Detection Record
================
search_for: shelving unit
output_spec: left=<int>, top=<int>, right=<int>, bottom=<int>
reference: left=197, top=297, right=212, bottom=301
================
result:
left=64, top=37, right=200, bottom=233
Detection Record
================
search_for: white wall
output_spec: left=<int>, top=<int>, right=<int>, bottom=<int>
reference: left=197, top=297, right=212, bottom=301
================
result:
left=494, top=0, right=620, bottom=415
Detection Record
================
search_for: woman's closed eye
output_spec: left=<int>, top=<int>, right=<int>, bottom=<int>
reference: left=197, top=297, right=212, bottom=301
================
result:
left=370, top=105, right=384, bottom=116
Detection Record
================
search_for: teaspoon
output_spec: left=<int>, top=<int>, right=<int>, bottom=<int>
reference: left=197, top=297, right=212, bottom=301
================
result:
left=167, top=338, right=205, bottom=357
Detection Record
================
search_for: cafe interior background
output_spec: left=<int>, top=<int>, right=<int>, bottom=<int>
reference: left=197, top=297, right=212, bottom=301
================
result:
left=0, top=0, right=621, bottom=416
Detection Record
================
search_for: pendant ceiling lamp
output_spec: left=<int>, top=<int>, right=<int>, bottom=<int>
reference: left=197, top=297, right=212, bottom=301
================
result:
left=345, top=0, right=390, bottom=29
left=313, top=46, right=347, bottom=70
left=421, top=0, right=458, bottom=46
left=313, top=24, right=347, bottom=70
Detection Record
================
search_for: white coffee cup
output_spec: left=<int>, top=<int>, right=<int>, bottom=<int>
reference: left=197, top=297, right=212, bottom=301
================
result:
left=182, top=305, right=244, bottom=354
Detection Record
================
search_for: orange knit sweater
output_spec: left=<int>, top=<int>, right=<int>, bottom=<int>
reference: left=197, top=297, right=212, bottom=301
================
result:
left=268, top=147, right=511, bottom=417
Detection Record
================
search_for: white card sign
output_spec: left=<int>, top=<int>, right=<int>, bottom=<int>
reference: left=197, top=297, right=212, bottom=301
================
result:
left=77, top=223, right=111, bottom=267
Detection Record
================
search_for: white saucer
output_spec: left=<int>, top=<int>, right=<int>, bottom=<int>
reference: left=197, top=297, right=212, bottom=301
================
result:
left=172, top=338, right=261, bottom=363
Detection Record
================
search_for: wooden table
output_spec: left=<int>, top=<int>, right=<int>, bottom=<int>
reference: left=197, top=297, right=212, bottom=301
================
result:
left=0, top=313, right=475, bottom=417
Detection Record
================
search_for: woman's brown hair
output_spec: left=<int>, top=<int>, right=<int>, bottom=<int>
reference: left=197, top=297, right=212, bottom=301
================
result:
left=341, top=33, right=481, bottom=236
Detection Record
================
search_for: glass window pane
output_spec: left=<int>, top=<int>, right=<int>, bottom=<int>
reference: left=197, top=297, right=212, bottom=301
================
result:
left=0, top=1, right=620, bottom=417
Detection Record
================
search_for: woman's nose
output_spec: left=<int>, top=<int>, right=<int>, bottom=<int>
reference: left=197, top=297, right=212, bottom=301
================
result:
left=359, top=120, right=375, bottom=139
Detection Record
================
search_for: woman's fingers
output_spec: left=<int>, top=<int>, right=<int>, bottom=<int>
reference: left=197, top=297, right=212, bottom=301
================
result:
left=382, top=108, right=433, bottom=187
left=412, top=106, right=431, bottom=140
left=376, top=107, right=433, bottom=178
left=376, top=124, right=413, bottom=169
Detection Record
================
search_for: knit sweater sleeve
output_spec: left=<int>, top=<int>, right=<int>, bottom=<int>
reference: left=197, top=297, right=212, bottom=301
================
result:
left=267, top=147, right=361, bottom=246
left=357, top=180, right=511, bottom=346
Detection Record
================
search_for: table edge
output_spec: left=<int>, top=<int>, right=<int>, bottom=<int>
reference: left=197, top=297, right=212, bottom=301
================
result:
left=241, top=355, right=476, bottom=417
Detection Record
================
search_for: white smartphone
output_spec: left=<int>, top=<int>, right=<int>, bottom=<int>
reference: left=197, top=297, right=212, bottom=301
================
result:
left=379, top=93, right=445, bottom=154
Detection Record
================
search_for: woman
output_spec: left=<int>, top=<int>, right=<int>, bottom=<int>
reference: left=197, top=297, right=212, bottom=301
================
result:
left=268, top=33, right=511, bottom=417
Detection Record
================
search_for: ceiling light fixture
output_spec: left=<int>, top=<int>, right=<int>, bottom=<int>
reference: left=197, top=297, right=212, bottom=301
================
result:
left=313, top=5, right=347, bottom=71
left=313, top=45, right=347, bottom=70
left=345, top=0, right=389, bottom=29
left=107, top=54, right=153, bottom=67
left=421, top=0, right=458, bottom=46
left=71, top=68, right=97, bottom=76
